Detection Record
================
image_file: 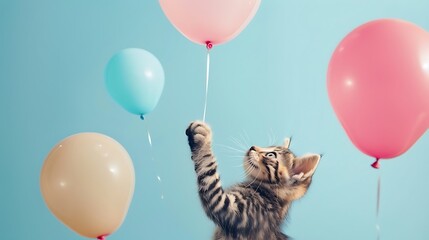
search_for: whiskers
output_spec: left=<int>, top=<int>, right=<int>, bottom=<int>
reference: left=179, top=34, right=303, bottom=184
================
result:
left=216, top=143, right=245, bottom=167
left=231, top=129, right=251, bottom=151
left=244, top=159, right=256, bottom=177
left=214, top=130, right=277, bottom=191
left=216, top=144, right=245, bottom=154
left=216, top=130, right=251, bottom=169
left=244, top=161, right=263, bottom=191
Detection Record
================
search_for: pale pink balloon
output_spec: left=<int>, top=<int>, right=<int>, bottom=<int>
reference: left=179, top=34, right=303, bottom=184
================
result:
left=159, top=0, right=261, bottom=46
left=327, top=19, right=429, bottom=162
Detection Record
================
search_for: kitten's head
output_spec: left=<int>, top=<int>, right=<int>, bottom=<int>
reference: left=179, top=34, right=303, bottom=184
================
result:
left=244, top=138, right=320, bottom=189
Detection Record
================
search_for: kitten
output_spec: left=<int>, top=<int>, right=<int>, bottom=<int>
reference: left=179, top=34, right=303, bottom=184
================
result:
left=186, top=121, right=321, bottom=240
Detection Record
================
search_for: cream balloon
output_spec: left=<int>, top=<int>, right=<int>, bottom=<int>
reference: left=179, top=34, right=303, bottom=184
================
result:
left=40, top=133, right=135, bottom=239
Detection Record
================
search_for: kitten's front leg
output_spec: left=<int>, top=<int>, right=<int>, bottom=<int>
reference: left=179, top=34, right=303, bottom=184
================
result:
left=186, top=121, right=254, bottom=237
left=186, top=121, right=221, bottom=211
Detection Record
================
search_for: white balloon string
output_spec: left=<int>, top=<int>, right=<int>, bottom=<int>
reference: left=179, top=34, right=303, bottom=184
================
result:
left=203, top=49, right=210, bottom=122
left=376, top=173, right=381, bottom=240
left=147, top=130, right=152, bottom=146
left=146, top=124, right=164, bottom=200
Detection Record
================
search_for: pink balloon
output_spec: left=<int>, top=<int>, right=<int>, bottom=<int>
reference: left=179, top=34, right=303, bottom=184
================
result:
left=327, top=19, right=429, bottom=162
left=159, top=0, right=261, bottom=47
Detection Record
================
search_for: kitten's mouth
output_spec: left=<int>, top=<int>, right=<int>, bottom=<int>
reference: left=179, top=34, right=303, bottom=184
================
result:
left=246, top=150, right=260, bottom=169
left=247, top=149, right=257, bottom=159
left=247, top=158, right=259, bottom=169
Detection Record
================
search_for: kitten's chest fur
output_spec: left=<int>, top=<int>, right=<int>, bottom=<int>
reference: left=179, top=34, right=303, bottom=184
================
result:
left=213, top=182, right=292, bottom=239
left=249, top=183, right=292, bottom=221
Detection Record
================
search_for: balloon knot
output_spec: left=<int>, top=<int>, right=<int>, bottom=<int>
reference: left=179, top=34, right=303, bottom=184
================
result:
left=97, top=236, right=107, bottom=240
left=206, top=41, right=213, bottom=50
left=371, top=158, right=380, bottom=169
left=140, top=114, right=145, bottom=120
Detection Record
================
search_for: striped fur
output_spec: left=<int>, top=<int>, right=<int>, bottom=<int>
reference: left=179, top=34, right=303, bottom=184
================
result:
left=186, top=121, right=320, bottom=240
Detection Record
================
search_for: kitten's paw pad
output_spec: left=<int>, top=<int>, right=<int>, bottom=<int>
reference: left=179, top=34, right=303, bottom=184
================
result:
left=186, top=121, right=211, bottom=138
left=186, top=121, right=212, bottom=151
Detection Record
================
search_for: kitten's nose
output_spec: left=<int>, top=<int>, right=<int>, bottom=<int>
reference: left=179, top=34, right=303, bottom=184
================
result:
left=250, top=146, right=256, bottom=151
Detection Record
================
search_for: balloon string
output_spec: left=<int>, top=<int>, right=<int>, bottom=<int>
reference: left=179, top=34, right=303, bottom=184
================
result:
left=145, top=123, right=164, bottom=200
left=376, top=174, right=381, bottom=240
left=203, top=44, right=211, bottom=122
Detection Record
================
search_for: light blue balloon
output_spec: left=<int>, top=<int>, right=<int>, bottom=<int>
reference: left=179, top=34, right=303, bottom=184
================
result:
left=105, top=48, right=165, bottom=117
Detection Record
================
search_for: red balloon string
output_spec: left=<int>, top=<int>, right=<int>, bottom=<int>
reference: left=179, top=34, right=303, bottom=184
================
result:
left=371, top=158, right=380, bottom=169
left=205, top=41, right=213, bottom=50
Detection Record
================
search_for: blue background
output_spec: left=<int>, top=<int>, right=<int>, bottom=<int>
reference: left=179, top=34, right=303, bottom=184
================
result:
left=1, top=0, right=429, bottom=239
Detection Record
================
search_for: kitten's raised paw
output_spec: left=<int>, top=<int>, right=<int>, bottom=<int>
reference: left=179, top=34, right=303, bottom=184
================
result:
left=186, top=121, right=212, bottom=152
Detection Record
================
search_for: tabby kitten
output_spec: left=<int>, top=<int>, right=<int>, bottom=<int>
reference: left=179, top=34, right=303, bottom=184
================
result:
left=186, top=121, right=321, bottom=240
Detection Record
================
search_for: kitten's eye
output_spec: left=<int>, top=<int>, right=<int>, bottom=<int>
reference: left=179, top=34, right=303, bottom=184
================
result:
left=265, top=152, right=277, bottom=158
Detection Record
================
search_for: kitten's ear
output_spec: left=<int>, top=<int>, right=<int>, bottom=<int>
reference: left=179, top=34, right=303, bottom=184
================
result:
left=292, top=154, right=320, bottom=178
left=284, top=137, right=291, bottom=149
